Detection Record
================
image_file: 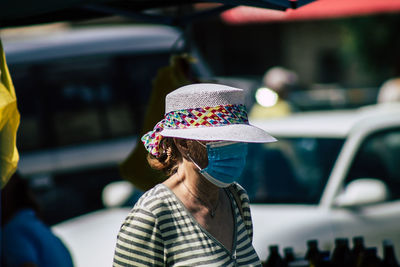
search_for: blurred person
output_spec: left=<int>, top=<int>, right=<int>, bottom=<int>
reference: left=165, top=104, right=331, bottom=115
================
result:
left=377, top=77, right=400, bottom=104
left=119, top=54, right=199, bottom=191
left=249, top=66, right=299, bottom=119
left=1, top=172, right=74, bottom=267
left=113, top=83, right=276, bottom=266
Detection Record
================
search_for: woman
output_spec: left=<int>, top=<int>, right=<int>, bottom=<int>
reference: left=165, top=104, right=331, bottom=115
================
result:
left=113, top=83, right=276, bottom=266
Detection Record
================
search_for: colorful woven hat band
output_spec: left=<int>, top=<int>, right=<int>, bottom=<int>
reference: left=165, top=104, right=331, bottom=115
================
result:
left=141, top=104, right=249, bottom=157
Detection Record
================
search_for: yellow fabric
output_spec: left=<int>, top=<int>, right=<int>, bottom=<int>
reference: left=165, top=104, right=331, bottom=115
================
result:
left=249, top=99, right=292, bottom=119
left=119, top=54, right=196, bottom=191
left=0, top=40, right=20, bottom=188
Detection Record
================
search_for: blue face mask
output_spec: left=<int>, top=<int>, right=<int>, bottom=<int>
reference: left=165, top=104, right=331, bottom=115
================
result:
left=195, top=141, right=248, bottom=188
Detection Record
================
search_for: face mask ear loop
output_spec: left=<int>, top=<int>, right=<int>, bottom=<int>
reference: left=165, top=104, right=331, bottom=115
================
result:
left=196, top=140, right=207, bottom=148
left=186, top=153, right=203, bottom=171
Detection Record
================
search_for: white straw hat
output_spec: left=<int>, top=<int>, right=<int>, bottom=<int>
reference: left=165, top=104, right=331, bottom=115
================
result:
left=142, top=83, right=276, bottom=156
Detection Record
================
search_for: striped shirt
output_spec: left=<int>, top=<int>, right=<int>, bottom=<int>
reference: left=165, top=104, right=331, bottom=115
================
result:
left=113, top=182, right=262, bottom=267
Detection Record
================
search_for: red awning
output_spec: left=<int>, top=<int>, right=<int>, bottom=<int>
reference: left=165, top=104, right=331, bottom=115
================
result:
left=222, top=0, right=400, bottom=24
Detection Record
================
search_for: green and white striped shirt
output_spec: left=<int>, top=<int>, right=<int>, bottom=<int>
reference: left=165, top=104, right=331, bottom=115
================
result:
left=113, top=182, right=262, bottom=267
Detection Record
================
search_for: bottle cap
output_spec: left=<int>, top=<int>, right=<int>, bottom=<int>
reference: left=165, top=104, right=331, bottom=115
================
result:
left=307, top=240, right=318, bottom=247
left=383, top=239, right=394, bottom=247
left=269, top=245, right=279, bottom=253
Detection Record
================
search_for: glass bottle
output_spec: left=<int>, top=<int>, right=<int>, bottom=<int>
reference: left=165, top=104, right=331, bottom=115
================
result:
left=305, top=240, right=322, bottom=267
left=358, top=247, right=381, bottom=267
left=283, top=247, right=296, bottom=265
left=351, top=236, right=365, bottom=267
left=330, top=238, right=352, bottom=267
left=264, top=245, right=286, bottom=267
left=382, top=240, right=400, bottom=267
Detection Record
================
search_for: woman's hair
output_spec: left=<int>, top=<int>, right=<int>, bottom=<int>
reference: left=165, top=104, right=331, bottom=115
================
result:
left=147, top=137, right=182, bottom=176
left=146, top=137, right=207, bottom=176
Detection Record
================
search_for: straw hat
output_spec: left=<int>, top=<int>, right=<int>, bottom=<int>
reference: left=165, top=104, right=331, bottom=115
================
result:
left=142, top=83, right=276, bottom=156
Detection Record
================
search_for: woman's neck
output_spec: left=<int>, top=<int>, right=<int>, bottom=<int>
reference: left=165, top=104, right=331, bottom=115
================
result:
left=166, top=159, right=220, bottom=207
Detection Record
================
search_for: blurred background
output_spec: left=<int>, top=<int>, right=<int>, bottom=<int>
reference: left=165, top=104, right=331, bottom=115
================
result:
left=1, top=1, right=400, bottom=266
left=3, top=2, right=400, bottom=224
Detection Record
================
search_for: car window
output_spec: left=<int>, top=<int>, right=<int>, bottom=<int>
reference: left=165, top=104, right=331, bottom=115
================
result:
left=240, top=138, right=344, bottom=204
left=12, top=52, right=171, bottom=151
left=345, top=127, right=400, bottom=200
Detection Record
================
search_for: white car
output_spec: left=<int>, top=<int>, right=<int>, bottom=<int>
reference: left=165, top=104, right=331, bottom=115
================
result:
left=52, top=103, right=400, bottom=266
left=247, top=103, right=400, bottom=261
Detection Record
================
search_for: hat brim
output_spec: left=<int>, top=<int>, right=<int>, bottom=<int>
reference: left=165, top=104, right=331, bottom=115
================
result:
left=160, top=124, right=277, bottom=143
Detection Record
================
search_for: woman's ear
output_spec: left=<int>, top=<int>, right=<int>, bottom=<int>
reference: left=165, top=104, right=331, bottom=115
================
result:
left=173, top=138, right=189, bottom=155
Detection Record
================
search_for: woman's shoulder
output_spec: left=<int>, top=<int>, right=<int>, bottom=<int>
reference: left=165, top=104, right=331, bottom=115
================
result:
left=131, top=184, right=174, bottom=214
left=230, top=182, right=250, bottom=202
left=230, top=182, right=245, bottom=192
left=230, top=183, right=254, bottom=239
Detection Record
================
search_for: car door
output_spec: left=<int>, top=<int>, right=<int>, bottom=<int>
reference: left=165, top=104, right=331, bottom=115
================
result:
left=331, top=126, right=400, bottom=255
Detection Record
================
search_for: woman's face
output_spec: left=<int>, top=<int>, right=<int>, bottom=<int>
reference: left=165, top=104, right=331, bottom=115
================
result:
left=188, top=140, right=209, bottom=169
left=175, top=139, right=209, bottom=169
